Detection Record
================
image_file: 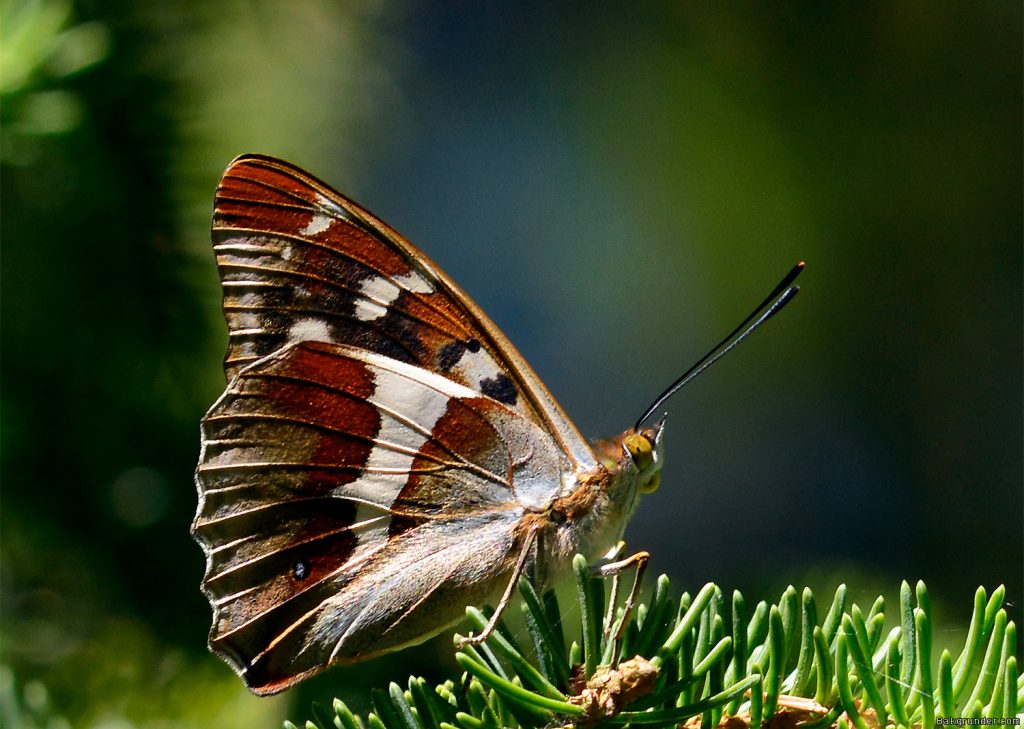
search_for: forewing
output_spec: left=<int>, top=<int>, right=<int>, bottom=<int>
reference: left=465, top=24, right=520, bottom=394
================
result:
left=213, top=155, right=596, bottom=470
left=193, top=341, right=562, bottom=692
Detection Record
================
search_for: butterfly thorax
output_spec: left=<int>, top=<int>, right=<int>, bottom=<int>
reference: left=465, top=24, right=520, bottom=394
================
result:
left=533, top=424, right=664, bottom=579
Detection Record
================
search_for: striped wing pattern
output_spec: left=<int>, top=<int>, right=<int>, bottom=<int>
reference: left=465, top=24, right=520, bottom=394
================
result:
left=219, top=160, right=530, bottom=420
left=194, top=156, right=591, bottom=693
left=194, top=341, right=563, bottom=692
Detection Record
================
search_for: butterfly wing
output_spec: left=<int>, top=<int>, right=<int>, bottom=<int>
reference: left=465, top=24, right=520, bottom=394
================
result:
left=212, top=154, right=595, bottom=470
left=194, top=340, right=565, bottom=693
left=195, top=155, right=598, bottom=693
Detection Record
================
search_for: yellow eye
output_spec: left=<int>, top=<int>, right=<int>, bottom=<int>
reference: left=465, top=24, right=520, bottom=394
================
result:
left=639, top=472, right=661, bottom=494
left=623, top=433, right=654, bottom=471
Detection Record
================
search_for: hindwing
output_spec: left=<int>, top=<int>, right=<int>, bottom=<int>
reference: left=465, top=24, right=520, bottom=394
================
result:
left=193, top=341, right=565, bottom=692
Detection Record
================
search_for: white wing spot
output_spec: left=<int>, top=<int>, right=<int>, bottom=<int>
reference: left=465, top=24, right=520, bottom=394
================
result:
left=393, top=270, right=433, bottom=294
left=361, top=276, right=401, bottom=304
left=301, top=213, right=333, bottom=236
left=340, top=368, right=453, bottom=550
left=354, top=276, right=400, bottom=322
left=362, top=370, right=450, bottom=488
left=453, top=346, right=503, bottom=391
left=353, top=271, right=434, bottom=322
left=288, top=318, right=333, bottom=343
left=355, top=300, right=388, bottom=321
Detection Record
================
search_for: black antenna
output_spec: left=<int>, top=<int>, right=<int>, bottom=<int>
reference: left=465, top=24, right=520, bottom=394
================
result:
left=634, top=261, right=804, bottom=430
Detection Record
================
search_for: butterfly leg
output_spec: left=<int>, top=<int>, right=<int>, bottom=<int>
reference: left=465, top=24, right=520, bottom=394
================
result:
left=591, top=548, right=649, bottom=663
left=594, top=541, right=627, bottom=637
left=455, top=523, right=540, bottom=649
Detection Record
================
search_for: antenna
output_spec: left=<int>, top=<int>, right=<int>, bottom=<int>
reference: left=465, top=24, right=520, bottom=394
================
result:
left=634, top=261, right=804, bottom=430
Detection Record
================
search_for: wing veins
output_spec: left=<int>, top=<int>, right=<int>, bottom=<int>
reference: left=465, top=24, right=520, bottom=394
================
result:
left=222, top=164, right=482, bottom=347
left=217, top=259, right=470, bottom=343
left=219, top=535, right=394, bottom=649
left=367, top=396, right=510, bottom=489
left=198, top=498, right=389, bottom=532
left=222, top=166, right=354, bottom=214
left=220, top=280, right=288, bottom=290
left=214, top=228, right=475, bottom=340
left=206, top=520, right=387, bottom=585
left=199, top=461, right=449, bottom=475
left=329, top=542, right=445, bottom=662
left=203, top=410, right=459, bottom=470
left=197, top=480, right=422, bottom=516
left=226, top=369, right=512, bottom=488
left=220, top=165, right=370, bottom=235
left=215, top=194, right=317, bottom=215
left=220, top=302, right=421, bottom=362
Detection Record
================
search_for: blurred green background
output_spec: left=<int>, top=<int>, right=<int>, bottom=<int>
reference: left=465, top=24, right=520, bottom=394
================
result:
left=2, top=1, right=1020, bottom=726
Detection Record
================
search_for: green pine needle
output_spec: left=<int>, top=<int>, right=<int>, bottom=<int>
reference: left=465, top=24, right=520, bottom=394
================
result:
left=291, top=556, right=1016, bottom=729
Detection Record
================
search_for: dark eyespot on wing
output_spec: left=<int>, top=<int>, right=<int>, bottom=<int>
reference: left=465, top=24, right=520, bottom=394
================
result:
left=480, top=374, right=517, bottom=405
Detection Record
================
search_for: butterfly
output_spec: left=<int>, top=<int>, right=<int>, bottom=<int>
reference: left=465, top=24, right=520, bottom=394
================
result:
left=192, top=154, right=802, bottom=695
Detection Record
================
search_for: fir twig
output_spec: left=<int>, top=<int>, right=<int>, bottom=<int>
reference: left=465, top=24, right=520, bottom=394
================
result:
left=290, top=556, right=1017, bottom=729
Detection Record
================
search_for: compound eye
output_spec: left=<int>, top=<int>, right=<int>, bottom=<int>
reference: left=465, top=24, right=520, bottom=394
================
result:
left=623, top=433, right=654, bottom=471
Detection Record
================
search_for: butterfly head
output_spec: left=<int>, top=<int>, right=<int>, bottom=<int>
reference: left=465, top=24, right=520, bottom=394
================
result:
left=622, top=416, right=666, bottom=495
left=560, top=417, right=666, bottom=564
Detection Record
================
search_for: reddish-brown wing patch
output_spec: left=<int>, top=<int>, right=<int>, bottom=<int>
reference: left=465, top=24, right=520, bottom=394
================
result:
left=193, top=341, right=548, bottom=689
left=396, top=398, right=516, bottom=519
left=195, top=344, right=383, bottom=644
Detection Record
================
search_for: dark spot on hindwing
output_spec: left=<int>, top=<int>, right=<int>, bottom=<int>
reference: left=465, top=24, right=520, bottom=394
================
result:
left=201, top=498, right=359, bottom=599
left=466, top=338, right=481, bottom=352
left=480, top=373, right=517, bottom=405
